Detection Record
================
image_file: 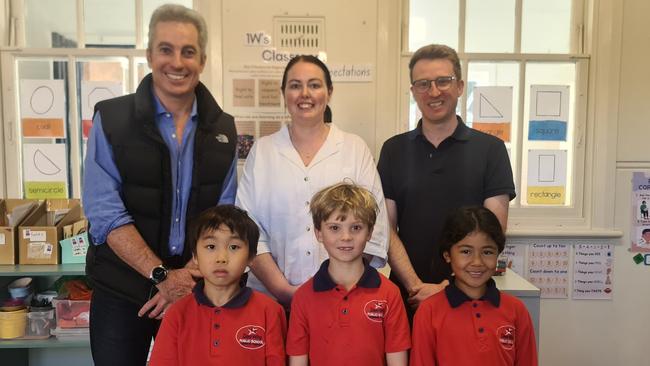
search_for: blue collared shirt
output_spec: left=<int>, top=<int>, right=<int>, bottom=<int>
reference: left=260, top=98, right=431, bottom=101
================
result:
left=83, top=94, right=237, bottom=255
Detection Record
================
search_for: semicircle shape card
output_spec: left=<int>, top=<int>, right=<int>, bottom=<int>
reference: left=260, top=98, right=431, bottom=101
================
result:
left=22, top=143, right=68, bottom=199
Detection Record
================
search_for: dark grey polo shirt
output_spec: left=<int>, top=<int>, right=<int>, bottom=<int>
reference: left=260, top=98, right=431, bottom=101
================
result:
left=378, top=116, right=515, bottom=288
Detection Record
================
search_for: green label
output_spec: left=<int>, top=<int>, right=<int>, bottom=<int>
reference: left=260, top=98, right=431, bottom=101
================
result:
left=24, top=182, right=67, bottom=199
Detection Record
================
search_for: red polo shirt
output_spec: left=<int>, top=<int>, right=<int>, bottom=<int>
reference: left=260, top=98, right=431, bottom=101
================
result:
left=286, top=260, right=411, bottom=366
left=410, top=278, right=538, bottom=366
left=150, top=281, right=287, bottom=366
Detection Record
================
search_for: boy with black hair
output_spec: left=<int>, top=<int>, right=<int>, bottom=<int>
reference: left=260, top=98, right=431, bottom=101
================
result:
left=410, top=206, right=537, bottom=366
left=287, top=182, right=410, bottom=366
left=150, top=205, right=286, bottom=366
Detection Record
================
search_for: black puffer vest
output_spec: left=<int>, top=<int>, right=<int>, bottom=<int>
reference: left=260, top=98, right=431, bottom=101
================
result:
left=86, top=74, right=236, bottom=306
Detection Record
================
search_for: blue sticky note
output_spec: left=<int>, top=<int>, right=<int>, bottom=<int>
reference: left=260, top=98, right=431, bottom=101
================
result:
left=528, top=120, right=568, bottom=141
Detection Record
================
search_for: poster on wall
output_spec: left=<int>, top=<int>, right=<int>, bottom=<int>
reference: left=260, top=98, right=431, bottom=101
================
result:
left=471, top=86, right=512, bottom=142
left=20, top=80, right=66, bottom=138
left=81, top=81, right=123, bottom=139
left=22, top=143, right=68, bottom=199
left=527, top=149, right=567, bottom=205
left=572, top=244, right=614, bottom=300
left=526, top=243, right=570, bottom=298
left=630, top=172, right=650, bottom=252
left=528, top=85, right=569, bottom=141
left=225, top=62, right=290, bottom=159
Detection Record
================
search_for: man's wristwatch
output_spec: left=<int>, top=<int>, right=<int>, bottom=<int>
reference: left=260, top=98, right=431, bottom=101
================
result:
left=149, top=264, right=169, bottom=285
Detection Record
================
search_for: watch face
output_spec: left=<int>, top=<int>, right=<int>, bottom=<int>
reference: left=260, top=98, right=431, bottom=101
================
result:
left=152, top=266, right=167, bottom=282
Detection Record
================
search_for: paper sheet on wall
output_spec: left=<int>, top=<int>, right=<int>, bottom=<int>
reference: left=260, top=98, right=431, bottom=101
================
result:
left=471, top=86, right=513, bottom=142
left=630, top=172, right=650, bottom=252
left=22, top=143, right=68, bottom=199
left=225, top=64, right=289, bottom=159
left=526, top=243, right=570, bottom=298
left=528, top=85, right=569, bottom=141
left=572, top=244, right=614, bottom=299
left=81, top=81, right=123, bottom=139
left=527, top=149, right=567, bottom=205
left=20, top=79, right=66, bottom=138
left=499, top=244, right=526, bottom=276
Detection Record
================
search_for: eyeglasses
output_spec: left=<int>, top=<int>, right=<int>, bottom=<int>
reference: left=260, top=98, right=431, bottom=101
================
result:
left=411, top=76, right=457, bottom=93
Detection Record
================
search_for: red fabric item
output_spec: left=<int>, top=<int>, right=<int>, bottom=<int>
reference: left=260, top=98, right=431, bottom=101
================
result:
left=286, top=274, right=411, bottom=365
left=410, top=291, right=538, bottom=366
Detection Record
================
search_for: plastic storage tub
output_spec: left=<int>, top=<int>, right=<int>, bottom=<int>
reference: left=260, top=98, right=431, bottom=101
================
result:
left=53, top=298, right=90, bottom=328
left=26, top=308, right=55, bottom=337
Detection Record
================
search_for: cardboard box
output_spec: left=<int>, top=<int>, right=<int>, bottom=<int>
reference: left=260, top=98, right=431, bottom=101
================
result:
left=0, top=199, right=41, bottom=265
left=18, top=199, right=81, bottom=265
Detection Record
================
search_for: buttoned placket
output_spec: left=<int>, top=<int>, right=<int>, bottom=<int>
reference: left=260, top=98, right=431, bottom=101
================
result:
left=471, top=301, right=489, bottom=351
left=335, top=286, right=355, bottom=327
left=210, top=307, right=223, bottom=355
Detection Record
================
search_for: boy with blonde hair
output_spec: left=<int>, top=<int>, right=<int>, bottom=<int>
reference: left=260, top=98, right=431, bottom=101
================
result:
left=287, top=182, right=410, bottom=366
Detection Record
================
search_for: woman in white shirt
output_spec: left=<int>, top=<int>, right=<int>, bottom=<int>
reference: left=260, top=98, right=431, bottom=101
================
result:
left=236, top=55, right=389, bottom=307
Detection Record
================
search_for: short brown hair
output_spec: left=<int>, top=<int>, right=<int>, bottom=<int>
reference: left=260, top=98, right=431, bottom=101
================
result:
left=408, top=44, right=462, bottom=83
left=310, top=182, right=378, bottom=231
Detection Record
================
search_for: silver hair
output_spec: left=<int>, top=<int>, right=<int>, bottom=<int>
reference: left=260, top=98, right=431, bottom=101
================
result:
left=147, top=4, right=208, bottom=59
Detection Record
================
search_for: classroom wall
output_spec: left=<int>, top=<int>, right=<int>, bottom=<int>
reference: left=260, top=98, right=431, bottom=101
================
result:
left=0, top=0, right=647, bottom=365
left=535, top=0, right=649, bottom=365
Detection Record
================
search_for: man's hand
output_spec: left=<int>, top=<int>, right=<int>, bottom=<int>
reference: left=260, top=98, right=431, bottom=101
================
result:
left=407, top=280, right=449, bottom=309
left=138, top=267, right=201, bottom=318
left=276, top=284, right=299, bottom=309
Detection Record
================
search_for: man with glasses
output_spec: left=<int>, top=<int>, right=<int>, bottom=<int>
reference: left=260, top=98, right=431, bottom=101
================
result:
left=377, top=44, right=515, bottom=317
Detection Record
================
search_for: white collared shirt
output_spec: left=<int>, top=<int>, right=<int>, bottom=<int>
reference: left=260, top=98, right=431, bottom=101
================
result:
left=236, top=124, right=389, bottom=295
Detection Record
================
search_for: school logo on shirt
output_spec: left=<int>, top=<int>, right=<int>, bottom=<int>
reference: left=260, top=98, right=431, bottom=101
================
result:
left=236, top=325, right=266, bottom=350
left=496, top=325, right=516, bottom=350
left=364, top=300, right=388, bottom=323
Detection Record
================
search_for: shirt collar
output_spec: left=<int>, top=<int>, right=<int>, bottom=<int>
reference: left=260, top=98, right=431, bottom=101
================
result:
left=151, top=88, right=199, bottom=120
left=192, top=280, right=252, bottom=308
left=444, top=277, right=500, bottom=308
left=408, top=115, right=471, bottom=142
left=313, top=259, right=381, bottom=292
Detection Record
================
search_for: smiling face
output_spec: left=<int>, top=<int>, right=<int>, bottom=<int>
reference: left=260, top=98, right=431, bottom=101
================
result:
left=410, top=58, right=464, bottom=127
left=315, top=210, right=372, bottom=265
left=147, top=21, right=205, bottom=105
left=283, top=61, right=332, bottom=125
left=443, top=230, right=498, bottom=299
left=192, top=224, right=249, bottom=292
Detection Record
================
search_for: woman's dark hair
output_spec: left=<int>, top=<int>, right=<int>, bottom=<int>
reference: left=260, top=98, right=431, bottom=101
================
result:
left=188, top=205, right=260, bottom=259
left=438, top=206, right=505, bottom=258
left=280, top=55, right=333, bottom=93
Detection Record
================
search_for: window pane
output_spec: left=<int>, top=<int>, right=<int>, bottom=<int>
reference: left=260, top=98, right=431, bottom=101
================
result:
left=17, top=59, right=71, bottom=199
left=465, top=0, right=515, bottom=53
left=84, top=0, right=135, bottom=47
left=136, top=58, right=151, bottom=85
left=142, top=0, right=194, bottom=49
left=521, top=63, right=575, bottom=206
left=25, top=0, right=77, bottom=48
left=76, top=58, right=128, bottom=180
left=409, top=0, right=459, bottom=51
left=521, top=0, right=572, bottom=53
left=467, top=62, right=519, bottom=140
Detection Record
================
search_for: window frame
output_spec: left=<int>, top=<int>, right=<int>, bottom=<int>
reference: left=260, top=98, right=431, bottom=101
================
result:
left=399, top=0, right=621, bottom=237
left=0, top=0, right=178, bottom=199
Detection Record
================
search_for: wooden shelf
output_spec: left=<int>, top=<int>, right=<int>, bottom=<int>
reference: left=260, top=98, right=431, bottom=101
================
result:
left=0, top=337, right=89, bottom=349
left=0, top=264, right=85, bottom=277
